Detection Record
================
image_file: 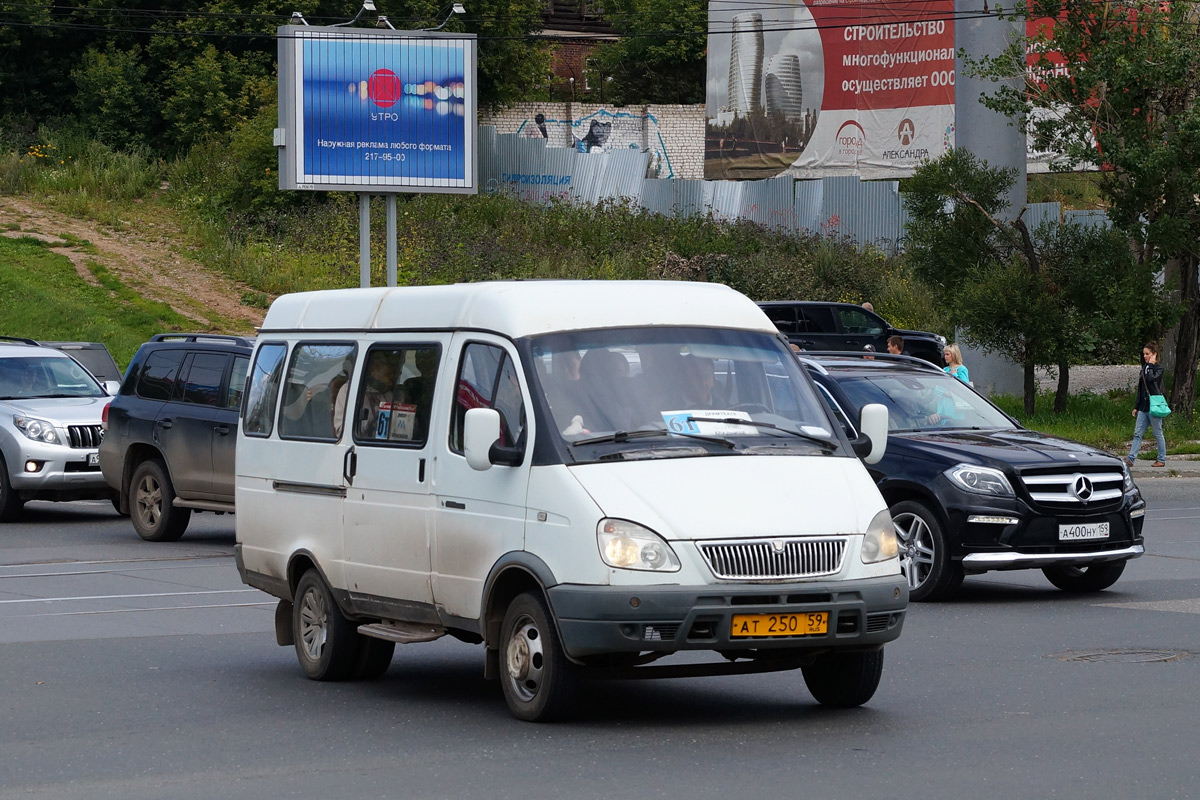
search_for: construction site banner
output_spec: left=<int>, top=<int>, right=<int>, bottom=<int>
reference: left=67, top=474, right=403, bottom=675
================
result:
left=706, top=0, right=956, bottom=180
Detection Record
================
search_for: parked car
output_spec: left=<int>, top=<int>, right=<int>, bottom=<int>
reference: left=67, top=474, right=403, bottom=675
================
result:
left=758, top=301, right=945, bottom=364
left=801, top=352, right=1146, bottom=601
left=0, top=338, right=119, bottom=520
left=99, top=333, right=253, bottom=541
left=39, top=341, right=123, bottom=384
left=235, top=281, right=906, bottom=721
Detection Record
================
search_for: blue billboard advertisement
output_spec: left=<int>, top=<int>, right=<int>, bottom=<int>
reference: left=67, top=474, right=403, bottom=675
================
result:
left=278, top=28, right=477, bottom=193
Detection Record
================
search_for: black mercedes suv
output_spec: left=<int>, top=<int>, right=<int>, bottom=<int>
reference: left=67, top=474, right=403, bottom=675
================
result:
left=801, top=352, right=1145, bottom=601
left=759, top=301, right=945, bottom=365
left=100, top=334, right=252, bottom=541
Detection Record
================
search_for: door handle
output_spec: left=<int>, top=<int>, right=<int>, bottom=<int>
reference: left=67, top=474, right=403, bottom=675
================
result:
left=156, top=418, right=173, bottom=429
left=214, top=425, right=230, bottom=436
left=445, top=500, right=466, bottom=510
left=343, top=446, right=357, bottom=485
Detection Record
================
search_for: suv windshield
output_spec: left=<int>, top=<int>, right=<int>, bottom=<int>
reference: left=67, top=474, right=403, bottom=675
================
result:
left=833, top=369, right=1015, bottom=432
left=528, top=327, right=838, bottom=461
left=0, top=356, right=106, bottom=399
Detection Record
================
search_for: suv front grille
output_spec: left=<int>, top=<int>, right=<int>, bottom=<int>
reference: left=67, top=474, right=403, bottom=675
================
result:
left=67, top=424, right=104, bottom=449
left=1017, top=468, right=1124, bottom=512
left=698, top=537, right=846, bottom=580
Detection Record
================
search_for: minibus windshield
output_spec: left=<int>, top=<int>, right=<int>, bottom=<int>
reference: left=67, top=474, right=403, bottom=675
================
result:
left=528, top=327, right=840, bottom=461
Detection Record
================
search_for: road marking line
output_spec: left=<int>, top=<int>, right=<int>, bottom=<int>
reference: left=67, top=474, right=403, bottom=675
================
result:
left=0, top=589, right=262, bottom=605
left=8, top=601, right=276, bottom=618
left=1098, top=598, right=1200, bottom=614
left=0, top=563, right=238, bottom=581
left=0, top=553, right=232, bottom=571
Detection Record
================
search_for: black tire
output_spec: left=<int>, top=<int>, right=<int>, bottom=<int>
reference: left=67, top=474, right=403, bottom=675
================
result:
left=1042, top=561, right=1127, bottom=593
left=293, top=570, right=361, bottom=681
left=129, top=459, right=191, bottom=542
left=0, top=454, right=25, bottom=522
left=499, top=591, right=578, bottom=722
left=802, top=649, right=885, bottom=707
left=354, top=637, right=396, bottom=680
left=890, top=500, right=963, bottom=602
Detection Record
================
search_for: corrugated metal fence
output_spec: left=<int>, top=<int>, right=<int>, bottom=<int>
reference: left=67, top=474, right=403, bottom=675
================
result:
left=479, top=126, right=1107, bottom=252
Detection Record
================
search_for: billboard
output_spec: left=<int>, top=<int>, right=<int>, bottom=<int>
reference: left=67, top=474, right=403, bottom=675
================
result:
left=706, top=0, right=956, bottom=180
left=277, top=26, right=477, bottom=193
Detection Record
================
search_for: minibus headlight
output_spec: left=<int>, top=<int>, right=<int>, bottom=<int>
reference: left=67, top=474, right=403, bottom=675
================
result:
left=597, top=519, right=681, bottom=572
left=861, top=509, right=898, bottom=564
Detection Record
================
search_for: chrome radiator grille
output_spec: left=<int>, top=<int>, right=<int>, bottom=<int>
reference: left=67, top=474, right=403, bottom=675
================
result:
left=1018, top=469, right=1124, bottom=511
left=67, top=424, right=104, bottom=449
left=698, top=537, right=846, bottom=580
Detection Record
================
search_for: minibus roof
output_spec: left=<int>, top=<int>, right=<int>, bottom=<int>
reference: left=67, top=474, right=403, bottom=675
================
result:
left=259, top=281, right=778, bottom=338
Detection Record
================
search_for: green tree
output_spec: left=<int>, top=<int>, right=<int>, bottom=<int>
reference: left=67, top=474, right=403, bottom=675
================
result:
left=970, top=0, right=1200, bottom=418
left=904, top=148, right=1173, bottom=414
left=71, top=44, right=157, bottom=148
left=585, top=0, right=706, bottom=105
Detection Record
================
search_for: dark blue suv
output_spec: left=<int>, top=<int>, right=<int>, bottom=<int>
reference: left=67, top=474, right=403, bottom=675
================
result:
left=802, top=353, right=1146, bottom=601
left=99, top=334, right=253, bottom=541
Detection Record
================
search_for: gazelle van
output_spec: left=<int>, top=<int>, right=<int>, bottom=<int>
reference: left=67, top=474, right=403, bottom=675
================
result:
left=234, top=280, right=907, bottom=721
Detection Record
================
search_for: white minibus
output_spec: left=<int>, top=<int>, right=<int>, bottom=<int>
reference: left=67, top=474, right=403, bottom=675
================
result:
left=235, top=280, right=906, bottom=721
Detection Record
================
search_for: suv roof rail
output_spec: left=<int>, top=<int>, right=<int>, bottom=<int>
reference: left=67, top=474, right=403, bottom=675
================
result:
left=799, top=350, right=943, bottom=371
left=150, top=333, right=254, bottom=346
left=0, top=335, right=39, bottom=346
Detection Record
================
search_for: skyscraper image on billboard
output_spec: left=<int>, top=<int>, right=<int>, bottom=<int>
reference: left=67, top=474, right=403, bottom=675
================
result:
left=706, top=3, right=823, bottom=179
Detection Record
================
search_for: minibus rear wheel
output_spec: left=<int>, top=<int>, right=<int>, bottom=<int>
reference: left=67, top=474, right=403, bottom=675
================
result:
left=802, top=648, right=884, bottom=707
left=293, top=570, right=360, bottom=681
left=499, top=591, right=578, bottom=722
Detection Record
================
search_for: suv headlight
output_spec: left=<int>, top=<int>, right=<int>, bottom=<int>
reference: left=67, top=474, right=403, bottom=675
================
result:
left=14, top=415, right=61, bottom=445
left=597, top=519, right=681, bottom=572
left=1121, top=462, right=1134, bottom=492
left=945, top=464, right=1014, bottom=497
left=861, top=508, right=899, bottom=564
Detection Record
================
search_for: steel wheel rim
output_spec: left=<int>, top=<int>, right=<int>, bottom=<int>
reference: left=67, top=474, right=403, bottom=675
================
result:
left=135, top=474, right=162, bottom=528
left=299, top=586, right=328, bottom=662
left=504, top=614, right=545, bottom=704
left=893, top=512, right=935, bottom=590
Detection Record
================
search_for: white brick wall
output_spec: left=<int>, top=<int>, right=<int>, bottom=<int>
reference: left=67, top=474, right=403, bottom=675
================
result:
left=480, top=103, right=706, bottom=179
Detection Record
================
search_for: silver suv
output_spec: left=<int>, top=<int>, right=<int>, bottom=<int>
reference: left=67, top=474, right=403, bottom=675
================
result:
left=0, top=338, right=120, bottom=520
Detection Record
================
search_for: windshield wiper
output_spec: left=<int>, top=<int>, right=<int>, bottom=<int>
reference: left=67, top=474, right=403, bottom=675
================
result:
left=685, top=416, right=839, bottom=451
left=572, top=427, right=736, bottom=449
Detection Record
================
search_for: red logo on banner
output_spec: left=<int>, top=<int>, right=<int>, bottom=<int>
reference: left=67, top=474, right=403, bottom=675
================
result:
left=368, top=69, right=402, bottom=108
left=836, top=120, right=866, bottom=156
left=898, top=118, right=915, bottom=145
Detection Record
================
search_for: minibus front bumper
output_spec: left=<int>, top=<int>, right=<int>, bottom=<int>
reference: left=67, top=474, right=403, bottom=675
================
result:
left=547, top=575, right=907, bottom=660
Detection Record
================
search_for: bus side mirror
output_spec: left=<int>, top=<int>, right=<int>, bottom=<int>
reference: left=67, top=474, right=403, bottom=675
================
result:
left=853, top=403, right=888, bottom=465
left=464, top=408, right=501, bottom=471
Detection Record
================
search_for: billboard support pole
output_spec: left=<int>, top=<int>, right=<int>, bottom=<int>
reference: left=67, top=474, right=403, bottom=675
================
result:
left=386, top=194, right=397, bottom=287
left=359, top=193, right=371, bottom=288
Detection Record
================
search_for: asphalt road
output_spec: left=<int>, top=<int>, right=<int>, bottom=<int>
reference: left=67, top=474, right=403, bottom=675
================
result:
left=2, top=481, right=1199, bottom=800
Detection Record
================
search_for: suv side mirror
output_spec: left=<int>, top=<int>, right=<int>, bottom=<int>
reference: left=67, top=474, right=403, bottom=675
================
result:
left=464, top=408, right=501, bottom=471
left=852, top=403, right=888, bottom=464
left=103, top=380, right=121, bottom=396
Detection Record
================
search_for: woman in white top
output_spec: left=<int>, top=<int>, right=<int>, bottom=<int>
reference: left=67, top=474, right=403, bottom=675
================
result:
left=943, top=344, right=969, bottom=384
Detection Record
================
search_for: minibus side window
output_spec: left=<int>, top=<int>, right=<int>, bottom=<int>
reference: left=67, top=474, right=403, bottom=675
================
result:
left=279, top=343, right=357, bottom=441
left=450, top=343, right=526, bottom=453
left=353, top=345, right=440, bottom=446
left=243, top=343, right=287, bottom=437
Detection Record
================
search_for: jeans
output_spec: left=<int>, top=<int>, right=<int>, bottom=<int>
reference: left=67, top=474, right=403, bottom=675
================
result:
left=1128, top=410, right=1166, bottom=462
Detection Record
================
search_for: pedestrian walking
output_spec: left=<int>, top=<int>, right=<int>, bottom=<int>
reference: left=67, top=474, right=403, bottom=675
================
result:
left=1127, top=341, right=1167, bottom=467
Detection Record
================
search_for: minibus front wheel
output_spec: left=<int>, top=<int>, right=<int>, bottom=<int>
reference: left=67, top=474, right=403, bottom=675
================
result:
left=499, top=591, right=578, bottom=722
